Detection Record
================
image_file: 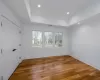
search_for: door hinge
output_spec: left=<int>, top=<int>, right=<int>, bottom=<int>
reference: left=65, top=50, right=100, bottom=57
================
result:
left=1, top=76, right=3, bottom=80
left=19, top=31, right=21, bottom=34
left=1, top=22, right=2, bottom=27
left=1, top=49, right=3, bottom=54
left=19, top=44, right=21, bottom=46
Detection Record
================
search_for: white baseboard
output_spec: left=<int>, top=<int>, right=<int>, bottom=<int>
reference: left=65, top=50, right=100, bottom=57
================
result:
left=70, top=54, right=100, bottom=70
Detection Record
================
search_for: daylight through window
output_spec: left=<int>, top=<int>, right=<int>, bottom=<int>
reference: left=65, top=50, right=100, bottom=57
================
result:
left=32, top=31, right=42, bottom=47
left=44, top=32, right=53, bottom=47
left=32, top=31, right=63, bottom=47
left=55, top=33, right=63, bottom=47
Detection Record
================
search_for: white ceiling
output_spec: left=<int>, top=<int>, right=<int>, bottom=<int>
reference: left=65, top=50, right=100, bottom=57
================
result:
left=2, top=0, right=100, bottom=27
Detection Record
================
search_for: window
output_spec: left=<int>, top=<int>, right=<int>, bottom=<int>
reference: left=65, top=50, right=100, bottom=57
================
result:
left=44, top=32, right=53, bottom=47
left=32, top=31, right=42, bottom=47
left=55, top=32, right=63, bottom=47
left=32, top=31, right=63, bottom=48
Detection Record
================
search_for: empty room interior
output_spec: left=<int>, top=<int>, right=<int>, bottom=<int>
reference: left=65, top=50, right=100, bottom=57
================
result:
left=1, top=0, right=100, bottom=80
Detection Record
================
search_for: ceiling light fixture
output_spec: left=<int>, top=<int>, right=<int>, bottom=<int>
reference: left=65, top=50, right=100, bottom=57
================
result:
left=37, top=4, right=41, bottom=8
left=67, top=12, right=70, bottom=15
left=78, top=22, right=80, bottom=25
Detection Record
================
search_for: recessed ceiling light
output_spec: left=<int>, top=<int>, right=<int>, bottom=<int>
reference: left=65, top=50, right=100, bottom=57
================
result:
left=37, top=4, right=41, bottom=8
left=78, top=22, right=80, bottom=25
left=67, top=12, right=70, bottom=15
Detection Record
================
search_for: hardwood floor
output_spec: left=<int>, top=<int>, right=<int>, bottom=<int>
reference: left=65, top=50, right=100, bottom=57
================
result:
left=9, top=56, right=100, bottom=80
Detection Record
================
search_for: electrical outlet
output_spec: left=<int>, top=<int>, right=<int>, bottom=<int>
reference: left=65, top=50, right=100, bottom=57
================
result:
left=1, top=76, right=3, bottom=80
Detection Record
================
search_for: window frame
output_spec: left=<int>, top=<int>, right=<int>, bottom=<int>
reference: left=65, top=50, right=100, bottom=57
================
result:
left=44, top=31, right=54, bottom=47
left=54, top=32, right=63, bottom=47
left=32, top=30, right=43, bottom=47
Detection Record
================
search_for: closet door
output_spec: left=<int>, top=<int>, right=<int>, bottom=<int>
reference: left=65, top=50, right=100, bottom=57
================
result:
left=2, top=16, right=21, bottom=60
left=0, top=16, right=2, bottom=60
left=0, top=16, right=3, bottom=79
left=0, top=16, right=21, bottom=80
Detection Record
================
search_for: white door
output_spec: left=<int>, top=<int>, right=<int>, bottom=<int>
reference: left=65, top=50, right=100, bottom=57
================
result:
left=0, top=16, right=21, bottom=80
left=0, top=16, right=3, bottom=79
left=0, top=16, right=2, bottom=60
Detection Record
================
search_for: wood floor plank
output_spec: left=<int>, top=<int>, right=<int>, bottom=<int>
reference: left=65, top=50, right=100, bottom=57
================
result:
left=9, top=56, right=100, bottom=80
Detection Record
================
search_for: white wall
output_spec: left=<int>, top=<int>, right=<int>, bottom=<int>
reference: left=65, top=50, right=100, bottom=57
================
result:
left=68, top=13, right=100, bottom=70
left=0, top=0, right=20, bottom=26
left=0, top=1, right=22, bottom=80
left=22, top=24, right=69, bottom=59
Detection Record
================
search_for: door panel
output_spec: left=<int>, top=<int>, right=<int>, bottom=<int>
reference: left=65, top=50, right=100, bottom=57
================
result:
left=0, top=16, right=3, bottom=79
left=0, top=16, right=21, bottom=80
left=0, top=16, right=2, bottom=60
